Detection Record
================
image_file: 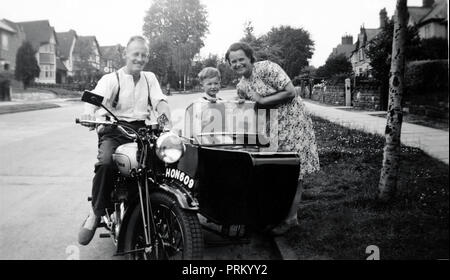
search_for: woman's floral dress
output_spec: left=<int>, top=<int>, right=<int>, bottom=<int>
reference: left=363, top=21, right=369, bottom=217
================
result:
left=236, top=60, right=320, bottom=179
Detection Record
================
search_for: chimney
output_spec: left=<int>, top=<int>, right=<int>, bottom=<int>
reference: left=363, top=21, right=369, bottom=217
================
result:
left=341, top=35, right=353, bottom=45
left=423, top=0, right=434, bottom=8
left=379, top=8, right=387, bottom=29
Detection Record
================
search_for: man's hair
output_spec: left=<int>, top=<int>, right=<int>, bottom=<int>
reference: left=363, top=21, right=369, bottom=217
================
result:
left=225, top=42, right=256, bottom=64
left=126, top=35, right=149, bottom=49
left=198, top=67, right=221, bottom=82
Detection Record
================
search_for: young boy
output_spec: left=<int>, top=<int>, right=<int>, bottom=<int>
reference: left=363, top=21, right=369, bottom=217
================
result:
left=197, top=67, right=222, bottom=103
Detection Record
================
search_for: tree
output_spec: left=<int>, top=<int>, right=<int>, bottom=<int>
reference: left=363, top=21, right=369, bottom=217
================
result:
left=378, top=0, right=408, bottom=201
left=145, top=39, right=172, bottom=84
left=242, top=21, right=257, bottom=44
left=316, top=54, right=352, bottom=79
left=143, top=0, right=208, bottom=90
left=366, top=17, right=421, bottom=109
left=265, top=26, right=314, bottom=77
left=14, top=41, right=40, bottom=89
left=239, top=22, right=284, bottom=66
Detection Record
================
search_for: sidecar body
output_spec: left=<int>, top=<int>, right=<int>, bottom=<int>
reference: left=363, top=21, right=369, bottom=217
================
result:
left=165, top=100, right=300, bottom=230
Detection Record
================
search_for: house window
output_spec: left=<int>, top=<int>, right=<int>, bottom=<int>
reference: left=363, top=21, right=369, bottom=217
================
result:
left=1, top=33, right=8, bottom=51
left=39, top=53, right=55, bottom=64
left=41, top=65, right=54, bottom=79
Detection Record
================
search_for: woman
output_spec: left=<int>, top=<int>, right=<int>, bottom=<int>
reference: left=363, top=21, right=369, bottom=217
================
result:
left=226, top=42, right=320, bottom=235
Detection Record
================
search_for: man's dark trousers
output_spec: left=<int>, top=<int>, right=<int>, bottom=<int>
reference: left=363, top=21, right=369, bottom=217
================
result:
left=91, top=121, right=145, bottom=217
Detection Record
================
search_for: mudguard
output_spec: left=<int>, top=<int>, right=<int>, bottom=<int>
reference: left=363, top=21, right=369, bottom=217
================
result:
left=115, top=182, right=198, bottom=255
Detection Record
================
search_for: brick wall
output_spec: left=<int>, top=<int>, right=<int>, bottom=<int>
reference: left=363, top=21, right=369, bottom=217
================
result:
left=352, top=86, right=381, bottom=110
left=310, top=85, right=346, bottom=106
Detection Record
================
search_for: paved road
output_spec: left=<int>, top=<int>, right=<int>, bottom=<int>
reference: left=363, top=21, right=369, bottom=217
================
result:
left=0, top=90, right=278, bottom=260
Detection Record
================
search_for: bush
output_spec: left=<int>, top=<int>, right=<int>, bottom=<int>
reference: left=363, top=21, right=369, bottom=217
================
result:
left=327, top=73, right=352, bottom=86
left=405, top=60, right=448, bottom=95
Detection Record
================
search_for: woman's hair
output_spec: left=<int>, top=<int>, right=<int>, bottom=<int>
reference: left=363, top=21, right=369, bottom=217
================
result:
left=198, top=67, right=221, bottom=82
left=225, top=42, right=256, bottom=65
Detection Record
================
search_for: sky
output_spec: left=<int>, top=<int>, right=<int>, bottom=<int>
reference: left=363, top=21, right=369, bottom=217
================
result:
left=1, top=0, right=425, bottom=67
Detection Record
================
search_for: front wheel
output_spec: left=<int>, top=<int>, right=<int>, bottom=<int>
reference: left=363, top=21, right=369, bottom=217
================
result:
left=124, top=192, right=203, bottom=260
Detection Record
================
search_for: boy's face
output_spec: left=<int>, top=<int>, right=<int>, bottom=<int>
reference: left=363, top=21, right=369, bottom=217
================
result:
left=201, top=76, right=220, bottom=97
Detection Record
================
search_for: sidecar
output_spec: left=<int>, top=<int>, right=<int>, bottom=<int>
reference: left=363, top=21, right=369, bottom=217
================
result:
left=165, top=100, right=300, bottom=231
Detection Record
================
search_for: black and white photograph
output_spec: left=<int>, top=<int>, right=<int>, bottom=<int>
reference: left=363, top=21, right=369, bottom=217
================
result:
left=0, top=0, right=448, bottom=266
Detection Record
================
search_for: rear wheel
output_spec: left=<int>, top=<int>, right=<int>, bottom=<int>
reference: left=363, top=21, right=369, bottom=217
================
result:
left=124, top=192, right=203, bottom=260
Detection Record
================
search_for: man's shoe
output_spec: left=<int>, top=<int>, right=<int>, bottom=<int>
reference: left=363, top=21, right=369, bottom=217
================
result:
left=78, top=214, right=100, bottom=246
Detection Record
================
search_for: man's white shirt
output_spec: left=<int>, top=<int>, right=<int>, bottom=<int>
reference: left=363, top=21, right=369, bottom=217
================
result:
left=83, top=67, right=167, bottom=122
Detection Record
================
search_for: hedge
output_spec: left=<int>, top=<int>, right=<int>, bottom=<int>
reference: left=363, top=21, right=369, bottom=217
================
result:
left=405, top=59, right=448, bottom=95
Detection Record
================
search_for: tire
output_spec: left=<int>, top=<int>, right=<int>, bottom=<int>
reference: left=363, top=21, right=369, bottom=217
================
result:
left=124, top=191, right=203, bottom=260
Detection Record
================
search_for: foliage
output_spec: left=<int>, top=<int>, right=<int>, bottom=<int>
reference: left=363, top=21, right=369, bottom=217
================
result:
left=265, top=26, right=315, bottom=77
left=73, top=39, right=102, bottom=84
left=14, top=41, right=40, bottom=89
left=405, top=59, right=449, bottom=95
left=418, top=38, right=448, bottom=60
left=366, top=19, right=421, bottom=86
left=315, top=54, right=352, bottom=79
left=145, top=39, right=172, bottom=83
left=188, top=55, right=237, bottom=88
left=143, top=0, right=209, bottom=89
left=239, top=23, right=314, bottom=77
left=218, top=59, right=239, bottom=87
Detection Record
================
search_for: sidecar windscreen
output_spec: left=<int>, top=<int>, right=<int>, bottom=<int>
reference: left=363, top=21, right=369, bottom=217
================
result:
left=184, top=101, right=271, bottom=146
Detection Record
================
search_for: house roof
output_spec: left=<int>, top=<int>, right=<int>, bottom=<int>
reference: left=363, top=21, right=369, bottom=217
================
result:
left=0, top=19, right=23, bottom=34
left=408, top=7, right=431, bottom=25
left=0, top=20, right=16, bottom=33
left=331, top=44, right=355, bottom=59
left=17, top=20, right=56, bottom=51
left=74, top=36, right=101, bottom=56
left=56, top=30, right=78, bottom=59
left=365, top=28, right=381, bottom=42
left=56, top=57, right=68, bottom=71
left=408, top=0, right=448, bottom=26
left=420, top=0, right=448, bottom=25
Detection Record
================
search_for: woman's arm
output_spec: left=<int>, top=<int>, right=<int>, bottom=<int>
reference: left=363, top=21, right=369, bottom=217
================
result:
left=252, top=82, right=296, bottom=106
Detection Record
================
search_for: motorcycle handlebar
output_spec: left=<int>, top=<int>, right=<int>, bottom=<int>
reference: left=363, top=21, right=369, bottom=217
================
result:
left=75, top=118, right=115, bottom=126
left=75, top=118, right=137, bottom=140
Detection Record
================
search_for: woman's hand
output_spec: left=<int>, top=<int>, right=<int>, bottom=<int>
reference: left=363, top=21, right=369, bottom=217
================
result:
left=249, top=92, right=263, bottom=104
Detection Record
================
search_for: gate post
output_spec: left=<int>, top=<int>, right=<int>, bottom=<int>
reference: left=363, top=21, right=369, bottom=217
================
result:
left=345, top=78, right=351, bottom=106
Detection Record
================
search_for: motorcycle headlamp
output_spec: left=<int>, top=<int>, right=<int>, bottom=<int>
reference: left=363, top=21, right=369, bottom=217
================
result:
left=155, top=132, right=185, bottom=163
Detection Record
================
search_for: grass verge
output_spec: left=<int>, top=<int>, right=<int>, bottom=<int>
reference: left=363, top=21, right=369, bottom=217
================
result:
left=286, top=115, right=449, bottom=260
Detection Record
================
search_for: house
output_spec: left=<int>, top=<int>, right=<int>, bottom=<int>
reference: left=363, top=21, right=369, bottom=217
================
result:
left=350, top=8, right=387, bottom=77
left=73, top=36, right=102, bottom=82
left=408, top=0, right=448, bottom=40
left=16, top=20, right=59, bottom=84
left=0, top=19, right=26, bottom=72
left=56, top=29, right=78, bottom=78
left=100, top=44, right=124, bottom=73
left=328, top=35, right=355, bottom=61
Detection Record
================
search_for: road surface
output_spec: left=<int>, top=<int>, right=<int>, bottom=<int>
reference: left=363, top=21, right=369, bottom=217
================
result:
left=0, top=90, right=278, bottom=260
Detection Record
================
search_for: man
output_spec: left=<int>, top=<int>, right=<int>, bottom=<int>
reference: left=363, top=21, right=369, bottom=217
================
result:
left=78, top=36, right=171, bottom=245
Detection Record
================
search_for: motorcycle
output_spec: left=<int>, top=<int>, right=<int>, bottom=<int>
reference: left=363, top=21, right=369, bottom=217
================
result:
left=76, top=90, right=203, bottom=260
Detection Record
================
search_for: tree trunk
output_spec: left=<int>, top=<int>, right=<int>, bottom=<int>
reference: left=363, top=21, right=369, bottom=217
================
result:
left=378, top=0, right=408, bottom=201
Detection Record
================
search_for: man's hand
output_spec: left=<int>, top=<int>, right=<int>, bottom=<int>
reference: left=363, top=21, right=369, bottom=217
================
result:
left=80, top=114, right=96, bottom=130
